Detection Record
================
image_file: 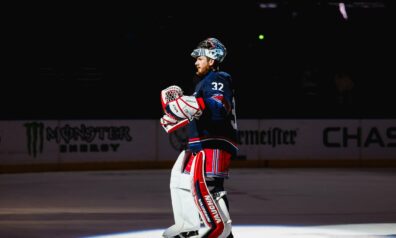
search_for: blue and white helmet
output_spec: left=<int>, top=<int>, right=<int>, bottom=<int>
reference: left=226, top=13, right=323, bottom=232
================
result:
left=191, top=38, right=227, bottom=63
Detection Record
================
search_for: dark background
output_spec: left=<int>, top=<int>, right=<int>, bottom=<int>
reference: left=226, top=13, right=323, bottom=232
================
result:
left=4, top=1, right=394, bottom=119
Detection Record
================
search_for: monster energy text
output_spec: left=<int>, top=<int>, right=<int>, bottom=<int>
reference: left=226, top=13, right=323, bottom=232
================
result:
left=24, top=122, right=132, bottom=157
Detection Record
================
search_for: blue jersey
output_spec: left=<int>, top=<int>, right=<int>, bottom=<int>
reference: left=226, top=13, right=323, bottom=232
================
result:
left=188, top=71, right=238, bottom=156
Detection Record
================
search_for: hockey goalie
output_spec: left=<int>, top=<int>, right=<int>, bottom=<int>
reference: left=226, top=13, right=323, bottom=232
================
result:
left=160, top=37, right=238, bottom=238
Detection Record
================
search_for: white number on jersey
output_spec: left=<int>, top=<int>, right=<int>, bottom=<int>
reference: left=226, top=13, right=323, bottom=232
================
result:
left=211, top=82, right=224, bottom=92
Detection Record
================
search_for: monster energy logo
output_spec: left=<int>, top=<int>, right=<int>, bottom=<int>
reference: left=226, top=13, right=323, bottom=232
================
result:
left=24, top=122, right=44, bottom=158
left=24, top=121, right=133, bottom=157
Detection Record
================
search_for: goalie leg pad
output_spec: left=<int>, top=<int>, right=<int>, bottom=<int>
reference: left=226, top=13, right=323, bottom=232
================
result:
left=191, top=151, right=226, bottom=238
left=213, top=191, right=232, bottom=238
left=170, top=150, right=194, bottom=190
left=163, top=151, right=201, bottom=238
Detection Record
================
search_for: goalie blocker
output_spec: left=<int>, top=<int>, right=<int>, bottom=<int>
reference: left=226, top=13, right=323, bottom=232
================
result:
left=160, top=116, right=189, bottom=134
left=165, top=96, right=205, bottom=122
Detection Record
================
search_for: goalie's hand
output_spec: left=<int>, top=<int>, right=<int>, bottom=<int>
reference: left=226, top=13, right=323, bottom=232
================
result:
left=160, top=114, right=189, bottom=133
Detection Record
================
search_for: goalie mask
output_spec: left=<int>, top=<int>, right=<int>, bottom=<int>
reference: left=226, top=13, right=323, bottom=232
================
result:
left=191, top=38, right=227, bottom=63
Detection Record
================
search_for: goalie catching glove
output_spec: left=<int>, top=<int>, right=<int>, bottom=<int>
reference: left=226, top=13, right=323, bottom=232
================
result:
left=161, top=85, right=184, bottom=112
left=160, top=85, right=205, bottom=133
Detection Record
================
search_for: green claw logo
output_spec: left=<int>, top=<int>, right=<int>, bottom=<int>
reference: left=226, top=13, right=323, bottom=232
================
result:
left=24, top=122, right=45, bottom=158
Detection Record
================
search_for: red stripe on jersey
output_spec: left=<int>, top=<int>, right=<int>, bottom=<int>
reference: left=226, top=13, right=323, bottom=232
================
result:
left=211, top=94, right=231, bottom=113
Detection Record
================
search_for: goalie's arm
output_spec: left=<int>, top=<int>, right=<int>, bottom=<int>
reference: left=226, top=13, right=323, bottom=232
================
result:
left=165, top=96, right=206, bottom=121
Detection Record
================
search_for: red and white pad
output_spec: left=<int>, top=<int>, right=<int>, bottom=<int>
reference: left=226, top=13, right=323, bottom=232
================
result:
left=162, top=150, right=201, bottom=238
left=191, top=151, right=227, bottom=238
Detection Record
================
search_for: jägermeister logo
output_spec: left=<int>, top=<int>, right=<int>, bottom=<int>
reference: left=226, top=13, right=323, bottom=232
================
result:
left=24, top=122, right=44, bottom=158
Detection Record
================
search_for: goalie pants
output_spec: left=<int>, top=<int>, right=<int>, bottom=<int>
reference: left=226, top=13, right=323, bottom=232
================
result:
left=184, top=148, right=231, bottom=178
